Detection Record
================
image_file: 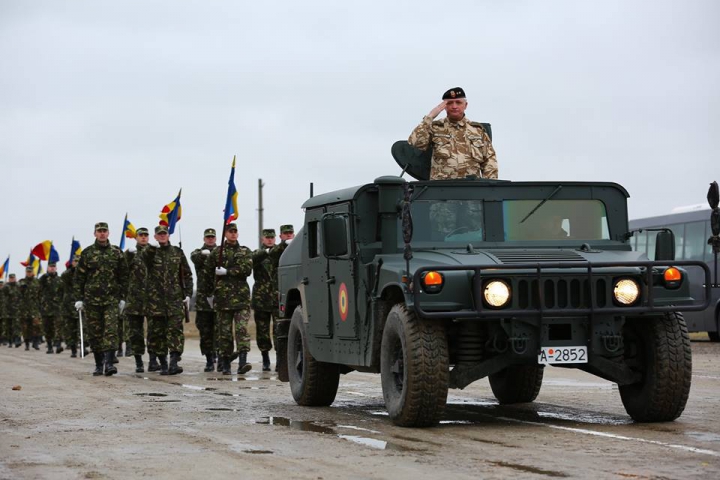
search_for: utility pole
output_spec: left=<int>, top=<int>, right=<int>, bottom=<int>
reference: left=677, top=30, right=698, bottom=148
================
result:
left=258, top=178, right=264, bottom=249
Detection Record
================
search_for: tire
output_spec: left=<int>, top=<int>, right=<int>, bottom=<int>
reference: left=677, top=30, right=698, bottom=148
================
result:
left=619, top=312, right=692, bottom=422
left=287, top=306, right=340, bottom=406
left=708, top=310, right=720, bottom=342
left=488, top=365, right=544, bottom=404
left=380, top=304, right=449, bottom=427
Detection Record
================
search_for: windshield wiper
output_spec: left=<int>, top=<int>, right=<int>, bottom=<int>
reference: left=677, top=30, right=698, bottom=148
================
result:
left=520, top=185, right=563, bottom=224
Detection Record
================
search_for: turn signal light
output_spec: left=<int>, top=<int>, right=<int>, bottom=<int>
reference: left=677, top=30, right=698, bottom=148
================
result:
left=663, top=267, right=682, bottom=289
left=421, top=271, right=444, bottom=293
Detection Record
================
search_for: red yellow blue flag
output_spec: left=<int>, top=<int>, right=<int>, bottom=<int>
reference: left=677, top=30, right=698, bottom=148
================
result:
left=119, top=214, right=137, bottom=250
left=159, top=189, right=182, bottom=235
left=66, top=238, right=82, bottom=268
left=224, top=155, right=239, bottom=225
left=0, top=256, right=9, bottom=280
left=31, top=240, right=53, bottom=261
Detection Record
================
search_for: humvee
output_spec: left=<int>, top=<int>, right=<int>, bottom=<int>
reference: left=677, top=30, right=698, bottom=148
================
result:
left=274, top=142, right=711, bottom=428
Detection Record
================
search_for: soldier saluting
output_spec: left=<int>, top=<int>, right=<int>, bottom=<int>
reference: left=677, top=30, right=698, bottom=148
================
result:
left=408, top=87, right=498, bottom=180
left=251, top=228, right=278, bottom=372
left=74, top=222, right=129, bottom=376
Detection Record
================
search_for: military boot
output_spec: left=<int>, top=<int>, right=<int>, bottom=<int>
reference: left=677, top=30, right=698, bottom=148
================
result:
left=112, top=351, right=120, bottom=364
left=25, top=340, right=29, bottom=350
left=262, top=351, right=271, bottom=372
left=104, top=351, right=117, bottom=376
left=168, top=352, right=183, bottom=375
left=237, top=352, right=251, bottom=375
left=46, top=343, right=54, bottom=354
left=15, top=336, right=22, bottom=348
left=55, top=341, right=64, bottom=354
left=71, top=346, right=77, bottom=358
left=204, top=354, right=215, bottom=372
left=148, top=353, right=160, bottom=372
left=32, top=337, right=40, bottom=350
left=92, top=352, right=104, bottom=376
left=134, top=354, right=144, bottom=373
left=125, top=344, right=133, bottom=357
left=221, top=357, right=232, bottom=375
left=159, top=355, right=169, bottom=375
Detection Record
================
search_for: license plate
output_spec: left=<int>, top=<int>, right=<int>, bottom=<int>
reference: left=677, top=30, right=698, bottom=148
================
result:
left=538, top=346, right=588, bottom=365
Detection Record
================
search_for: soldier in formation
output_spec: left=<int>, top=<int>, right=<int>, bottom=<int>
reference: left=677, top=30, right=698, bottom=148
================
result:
left=124, top=227, right=149, bottom=373
left=39, top=262, right=64, bottom=354
left=2, top=274, right=21, bottom=348
left=18, top=266, right=42, bottom=350
left=191, top=228, right=218, bottom=372
left=267, top=224, right=294, bottom=370
left=252, top=228, right=278, bottom=371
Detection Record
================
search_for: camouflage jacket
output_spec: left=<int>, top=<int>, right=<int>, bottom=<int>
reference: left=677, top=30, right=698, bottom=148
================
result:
left=74, top=240, right=129, bottom=307
left=191, top=243, right=217, bottom=312
left=17, top=277, right=41, bottom=318
left=39, top=272, right=63, bottom=316
left=251, top=247, right=277, bottom=312
left=60, top=267, right=77, bottom=318
left=205, top=241, right=252, bottom=311
left=408, top=116, right=498, bottom=180
left=140, top=243, right=193, bottom=317
left=2, top=283, right=20, bottom=318
left=0, top=286, right=5, bottom=318
left=124, top=246, right=148, bottom=315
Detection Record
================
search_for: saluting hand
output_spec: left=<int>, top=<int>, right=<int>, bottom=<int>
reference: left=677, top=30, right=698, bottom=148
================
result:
left=215, top=267, right=227, bottom=276
left=428, top=101, right=447, bottom=119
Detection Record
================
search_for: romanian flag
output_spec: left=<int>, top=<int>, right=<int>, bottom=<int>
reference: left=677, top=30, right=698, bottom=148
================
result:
left=119, top=214, right=137, bottom=250
left=31, top=240, right=53, bottom=261
left=0, top=256, right=9, bottom=280
left=49, top=244, right=60, bottom=264
left=21, top=251, right=41, bottom=275
left=224, top=155, right=239, bottom=225
left=159, top=189, right=182, bottom=235
left=66, top=238, right=82, bottom=267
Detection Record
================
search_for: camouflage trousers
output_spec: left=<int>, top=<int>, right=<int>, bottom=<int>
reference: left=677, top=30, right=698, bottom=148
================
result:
left=22, top=317, right=42, bottom=340
left=195, top=310, right=217, bottom=356
left=217, top=308, right=251, bottom=357
left=42, top=315, right=58, bottom=344
left=125, top=314, right=146, bottom=355
left=253, top=309, right=275, bottom=352
left=84, top=303, right=119, bottom=352
left=7, top=317, right=21, bottom=339
left=63, top=313, right=82, bottom=347
left=1, top=317, right=14, bottom=339
left=147, top=315, right=184, bottom=356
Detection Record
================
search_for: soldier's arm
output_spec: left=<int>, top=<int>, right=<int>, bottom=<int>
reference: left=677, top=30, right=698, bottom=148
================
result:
left=408, top=116, right=435, bottom=151
left=190, top=248, right=203, bottom=266
left=180, top=252, right=193, bottom=299
left=73, top=254, right=87, bottom=301
left=227, top=248, right=253, bottom=278
left=205, top=249, right=218, bottom=283
left=139, top=244, right=157, bottom=267
left=117, top=250, right=130, bottom=300
left=252, top=248, right=269, bottom=267
left=481, top=130, right=498, bottom=180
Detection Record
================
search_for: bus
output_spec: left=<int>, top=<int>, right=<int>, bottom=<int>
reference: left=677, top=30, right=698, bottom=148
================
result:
left=629, top=205, right=720, bottom=340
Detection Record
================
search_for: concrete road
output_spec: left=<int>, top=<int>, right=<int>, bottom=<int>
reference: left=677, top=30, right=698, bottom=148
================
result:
left=2, top=338, right=720, bottom=479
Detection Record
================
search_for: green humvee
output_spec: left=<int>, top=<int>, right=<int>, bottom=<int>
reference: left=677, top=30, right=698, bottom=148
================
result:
left=274, top=144, right=710, bottom=428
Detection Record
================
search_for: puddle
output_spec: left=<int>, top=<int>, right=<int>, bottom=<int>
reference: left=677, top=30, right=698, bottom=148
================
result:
left=214, top=392, right=241, bottom=397
left=133, top=393, right=168, bottom=397
left=155, top=400, right=181, bottom=403
left=537, top=410, right=630, bottom=426
left=244, top=449, right=273, bottom=454
left=686, top=431, right=720, bottom=442
left=258, top=416, right=413, bottom=451
left=489, top=461, right=568, bottom=478
left=175, top=384, right=218, bottom=391
left=207, top=408, right=240, bottom=412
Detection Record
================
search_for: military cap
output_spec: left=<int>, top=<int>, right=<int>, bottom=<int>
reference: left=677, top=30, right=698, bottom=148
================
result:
left=225, top=223, right=238, bottom=232
left=155, top=225, right=169, bottom=234
left=25, top=265, right=33, bottom=271
left=72, top=255, right=81, bottom=261
left=136, top=227, right=149, bottom=235
left=204, top=228, right=216, bottom=237
left=48, top=262, right=57, bottom=267
left=94, top=221, right=109, bottom=231
left=280, top=224, right=294, bottom=234
left=8, top=273, right=16, bottom=279
left=262, top=228, right=276, bottom=238
left=442, top=87, right=466, bottom=100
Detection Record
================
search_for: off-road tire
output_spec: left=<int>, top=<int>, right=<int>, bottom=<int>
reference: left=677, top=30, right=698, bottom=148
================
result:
left=707, top=310, right=720, bottom=342
left=488, top=365, right=544, bottom=404
left=287, top=307, right=340, bottom=406
left=619, top=312, right=692, bottom=422
left=380, top=304, right=449, bottom=427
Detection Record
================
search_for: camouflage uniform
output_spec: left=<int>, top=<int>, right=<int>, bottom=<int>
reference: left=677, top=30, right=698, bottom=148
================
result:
left=18, top=274, right=42, bottom=348
left=2, top=278, right=21, bottom=346
left=39, top=270, right=63, bottom=352
left=252, top=232, right=278, bottom=353
left=190, top=236, right=217, bottom=357
left=140, top=240, right=192, bottom=358
left=60, top=263, right=83, bottom=353
left=74, top=239, right=128, bottom=353
left=205, top=237, right=253, bottom=359
left=124, top=246, right=148, bottom=356
left=0, top=282, right=5, bottom=344
left=409, top=116, right=497, bottom=180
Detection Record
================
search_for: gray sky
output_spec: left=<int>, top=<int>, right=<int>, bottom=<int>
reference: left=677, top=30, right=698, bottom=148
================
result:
left=1, top=0, right=718, bottom=275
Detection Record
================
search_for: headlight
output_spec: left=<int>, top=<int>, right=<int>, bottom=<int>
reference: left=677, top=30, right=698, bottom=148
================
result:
left=484, top=280, right=511, bottom=307
left=614, top=279, right=640, bottom=305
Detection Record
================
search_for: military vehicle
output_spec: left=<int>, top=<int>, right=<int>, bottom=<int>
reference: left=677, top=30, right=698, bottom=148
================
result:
left=274, top=141, right=711, bottom=428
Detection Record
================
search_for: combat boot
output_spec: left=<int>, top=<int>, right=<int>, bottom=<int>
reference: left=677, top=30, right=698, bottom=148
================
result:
left=168, top=352, right=183, bottom=375
left=71, top=346, right=77, bottom=358
left=134, top=354, right=144, bottom=373
left=125, top=344, right=133, bottom=357
left=25, top=340, right=29, bottom=350
left=92, top=352, right=104, bottom=376
left=221, top=357, right=232, bottom=375
left=46, top=343, right=54, bottom=354
left=111, top=351, right=119, bottom=364
left=32, top=337, right=40, bottom=350
left=148, top=353, right=160, bottom=372
left=15, top=336, right=22, bottom=348
left=55, top=341, right=64, bottom=354
left=104, top=351, right=117, bottom=376
left=237, top=352, right=251, bottom=375
left=159, top=355, right=169, bottom=375
left=262, top=351, right=271, bottom=372
left=204, top=354, right=214, bottom=372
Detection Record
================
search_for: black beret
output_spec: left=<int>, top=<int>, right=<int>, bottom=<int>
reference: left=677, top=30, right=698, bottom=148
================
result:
left=442, top=87, right=466, bottom=100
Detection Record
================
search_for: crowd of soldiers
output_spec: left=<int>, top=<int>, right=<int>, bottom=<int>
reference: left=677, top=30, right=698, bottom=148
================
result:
left=0, top=221, right=295, bottom=377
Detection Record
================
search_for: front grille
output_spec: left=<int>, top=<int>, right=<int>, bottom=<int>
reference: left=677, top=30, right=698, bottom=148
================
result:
left=514, top=277, right=608, bottom=310
left=491, top=250, right=586, bottom=264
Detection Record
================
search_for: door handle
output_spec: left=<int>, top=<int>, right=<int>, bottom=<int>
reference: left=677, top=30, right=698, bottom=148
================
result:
left=325, top=276, right=336, bottom=284
left=301, top=277, right=309, bottom=285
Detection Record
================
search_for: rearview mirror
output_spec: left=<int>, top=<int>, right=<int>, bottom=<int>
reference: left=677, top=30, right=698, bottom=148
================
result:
left=655, top=230, right=675, bottom=261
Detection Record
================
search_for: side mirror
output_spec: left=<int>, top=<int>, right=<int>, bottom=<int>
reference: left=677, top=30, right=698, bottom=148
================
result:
left=323, top=216, right=348, bottom=257
left=655, top=230, right=675, bottom=261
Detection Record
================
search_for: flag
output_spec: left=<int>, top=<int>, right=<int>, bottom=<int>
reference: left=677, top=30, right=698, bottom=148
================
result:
left=65, top=238, right=82, bottom=268
left=31, top=240, right=53, bottom=260
left=224, top=155, right=239, bottom=225
left=119, top=213, right=137, bottom=250
left=20, top=251, right=35, bottom=267
left=0, top=256, right=8, bottom=280
left=36, top=261, right=43, bottom=276
left=49, top=244, right=60, bottom=264
left=159, top=189, right=182, bottom=235
left=21, top=251, right=41, bottom=275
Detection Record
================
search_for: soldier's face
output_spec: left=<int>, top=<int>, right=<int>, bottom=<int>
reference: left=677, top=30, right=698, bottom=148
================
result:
left=225, top=230, right=238, bottom=242
left=9, top=277, right=16, bottom=283
left=262, top=236, right=276, bottom=247
left=155, top=232, right=169, bottom=245
left=48, top=266, right=57, bottom=274
left=204, top=236, right=217, bottom=247
left=280, top=232, right=295, bottom=241
left=95, top=229, right=109, bottom=242
left=445, top=99, right=467, bottom=121
left=136, top=233, right=149, bottom=246
left=25, top=270, right=34, bottom=278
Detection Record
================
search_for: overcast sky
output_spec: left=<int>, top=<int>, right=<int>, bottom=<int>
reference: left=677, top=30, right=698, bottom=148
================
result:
left=1, top=0, right=717, bottom=276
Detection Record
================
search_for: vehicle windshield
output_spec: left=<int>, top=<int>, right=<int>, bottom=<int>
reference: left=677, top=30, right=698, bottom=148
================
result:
left=504, top=200, right=609, bottom=241
left=409, top=200, right=484, bottom=243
